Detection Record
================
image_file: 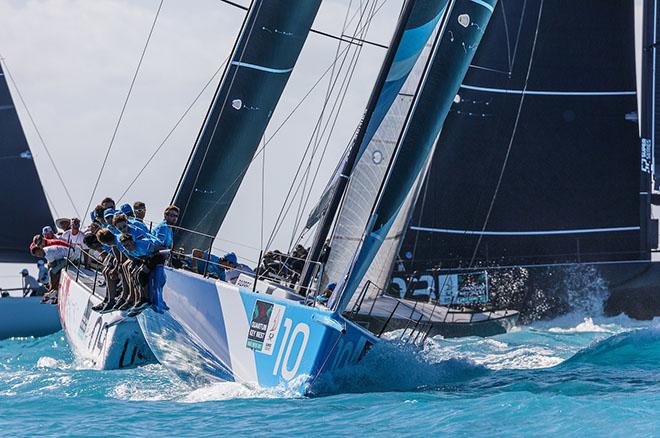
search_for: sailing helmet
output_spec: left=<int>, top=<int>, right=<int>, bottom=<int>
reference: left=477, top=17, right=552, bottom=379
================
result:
left=103, top=208, right=116, bottom=220
left=223, top=252, right=238, bottom=265
left=37, top=260, right=45, bottom=266
left=20, top=268, right=28, bottom=276
left=42, top=226, right=54, bottom=235
left=327, top=283, right=337, bottom=291
left=119, top=203, right=133, bottom=215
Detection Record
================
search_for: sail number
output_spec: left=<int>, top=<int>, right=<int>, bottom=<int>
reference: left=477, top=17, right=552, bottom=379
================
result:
left=272, top=319, right=309, bottom=380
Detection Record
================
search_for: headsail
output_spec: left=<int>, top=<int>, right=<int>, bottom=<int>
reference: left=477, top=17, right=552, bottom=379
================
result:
left=319, top=3, right=445, bottom=292
left=173, top=0, right=322, bottom=251
left=301, top=0, right=449, bottom=289
left=331, top=0, right=498, bottom=312
left=400, top=0, right=644, bottom=273
left=0, top=62, right=54, bottom=262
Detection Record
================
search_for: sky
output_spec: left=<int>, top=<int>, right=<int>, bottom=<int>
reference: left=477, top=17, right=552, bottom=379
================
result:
left=0, top=0, right=402, bottom=281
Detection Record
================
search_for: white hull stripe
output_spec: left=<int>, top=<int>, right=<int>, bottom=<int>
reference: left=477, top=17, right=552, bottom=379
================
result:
left=469, top=0, right=494, bottom=12
left=461, top=84, right=636, bottom=96
left=215, top=282, right=258, bottom=384
left=410, top=226, right=641, bottom=236
left=231, top=61, right=293, bottom=74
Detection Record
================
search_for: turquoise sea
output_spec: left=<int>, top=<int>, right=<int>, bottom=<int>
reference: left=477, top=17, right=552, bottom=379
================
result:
left=0, top=312, right=658, bottom=437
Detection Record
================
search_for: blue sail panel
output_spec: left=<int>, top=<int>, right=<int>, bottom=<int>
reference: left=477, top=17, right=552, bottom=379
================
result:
left=310, top=0, right=449, bottom=291
left=356, top=0, right=447, bottom=160
left=173, top=0, right=322, bottom=251
left=333, top=0, right=499, bottom=311
left=0, top=63, right=54, bottom=262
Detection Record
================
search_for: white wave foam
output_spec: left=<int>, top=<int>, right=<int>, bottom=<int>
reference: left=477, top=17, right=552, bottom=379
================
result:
left=36, top=356, right=68, bottom=369
left=110, top=382, right=174, bottom=401
left=179, top=376, right=307, bottom=403
left=547, top=317, right=612, bottom=334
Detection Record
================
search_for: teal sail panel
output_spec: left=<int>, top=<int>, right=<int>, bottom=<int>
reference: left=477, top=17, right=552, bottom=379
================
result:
left=331, top=0, right=499, bottom=312
left=301, top=0, right=449, bottom=289
left=173, top=0, right=322, bottom=251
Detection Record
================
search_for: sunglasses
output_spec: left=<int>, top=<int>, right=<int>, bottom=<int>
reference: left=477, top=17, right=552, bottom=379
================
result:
left=166, top=213, right=179, bottom=218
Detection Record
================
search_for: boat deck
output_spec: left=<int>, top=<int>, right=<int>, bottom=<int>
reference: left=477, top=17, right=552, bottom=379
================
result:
left=347, top=295, right=518, bottom=338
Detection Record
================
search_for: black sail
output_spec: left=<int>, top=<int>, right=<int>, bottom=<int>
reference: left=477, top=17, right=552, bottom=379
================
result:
left=173, top=0, right=322, bottom=251
left=0, top=63, right=54, bottom=262
left=401, top=0, right=642, bottom=271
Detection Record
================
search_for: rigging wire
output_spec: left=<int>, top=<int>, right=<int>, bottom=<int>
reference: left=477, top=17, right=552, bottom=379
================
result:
left=82, top=0, right=164, bottom=226
left=288, top=0, right=378, bottom=249
left=43, top=188, right=62, bottom=220
left=287, top=0, right=358, bottom=247
left=0, top=56, right=81, bottom=218
left=279, top=0, right=386, bottom=248
left=468, top=0, right=544, bottom=268
left=265, top=0, right=382, bottom=251
left=116, top=55, right=229, bottom=202
left=217, top=0, right=389, bottom=50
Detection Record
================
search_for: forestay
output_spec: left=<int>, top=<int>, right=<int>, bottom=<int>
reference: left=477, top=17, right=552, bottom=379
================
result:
left=308, top=0, right=449, bottom=290
left=321, top=2, right=446, bottom=293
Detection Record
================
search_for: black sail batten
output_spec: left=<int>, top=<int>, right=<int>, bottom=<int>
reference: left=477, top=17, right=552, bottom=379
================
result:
left=0, top=62, right=54, bottom=262
left=173, top=0, right=322, bottom=251
left=400, top=0, right=642, bottom=272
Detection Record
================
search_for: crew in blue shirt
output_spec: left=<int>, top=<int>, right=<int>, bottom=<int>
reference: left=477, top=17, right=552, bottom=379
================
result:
left=183, top=249, right=226, bottom=281
left=153, top=205, right=179, bottom=249
left=119, top=203, right=150, bottom=234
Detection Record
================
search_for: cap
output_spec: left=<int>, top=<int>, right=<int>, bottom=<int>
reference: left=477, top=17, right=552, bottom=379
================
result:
left=223, top=252, right=238, bottom=265
left=327, top=282, right=337, bottom=291
left=42, top=226, right=54, bottom=235
left=119, top=203, right=133, bottom=215
left=103, top=208, right=116, bottom=219
left=55, top=218, right=71, bottom=230
left=20, top=268, right=28, bottom=275
left=37, top=260, right=45, bottom=265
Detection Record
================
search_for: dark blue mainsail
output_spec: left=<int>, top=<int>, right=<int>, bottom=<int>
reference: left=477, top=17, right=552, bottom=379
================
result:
left=0, top=62, right=54, bottom=262
left=401, top=0, right=644, bottom=271
left=173, top=0, right=322, bottom=251
left=331, top=0, right=498, bottom=312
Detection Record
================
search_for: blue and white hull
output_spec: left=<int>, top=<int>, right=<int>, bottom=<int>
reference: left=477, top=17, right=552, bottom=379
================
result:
left=138, top=267, right=377, bottom=393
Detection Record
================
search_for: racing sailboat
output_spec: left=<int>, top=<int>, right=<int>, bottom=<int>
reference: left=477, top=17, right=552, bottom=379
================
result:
left=0, top=59, right=61, bottom=339
left=393, top=0, right=660, bottom=322
left=137, top=0, right=498, bottom=393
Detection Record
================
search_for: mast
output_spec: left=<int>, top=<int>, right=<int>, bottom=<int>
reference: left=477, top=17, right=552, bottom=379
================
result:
left=641, top=0, right=658, bottom=256
left=299, top=0, right=450, bottom=290
left=172, top=0, right=322, bottom=251
left=331, top=0, right=499, bottom=312
left=0, top=61, right=54, bottom=262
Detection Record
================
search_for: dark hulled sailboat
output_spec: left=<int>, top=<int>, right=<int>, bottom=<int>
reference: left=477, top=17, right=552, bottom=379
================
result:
left=394, top=0, right=660, bottom=321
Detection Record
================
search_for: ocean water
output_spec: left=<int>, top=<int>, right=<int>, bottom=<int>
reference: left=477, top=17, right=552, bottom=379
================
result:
left=0, top=313, right=658, bottom=437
